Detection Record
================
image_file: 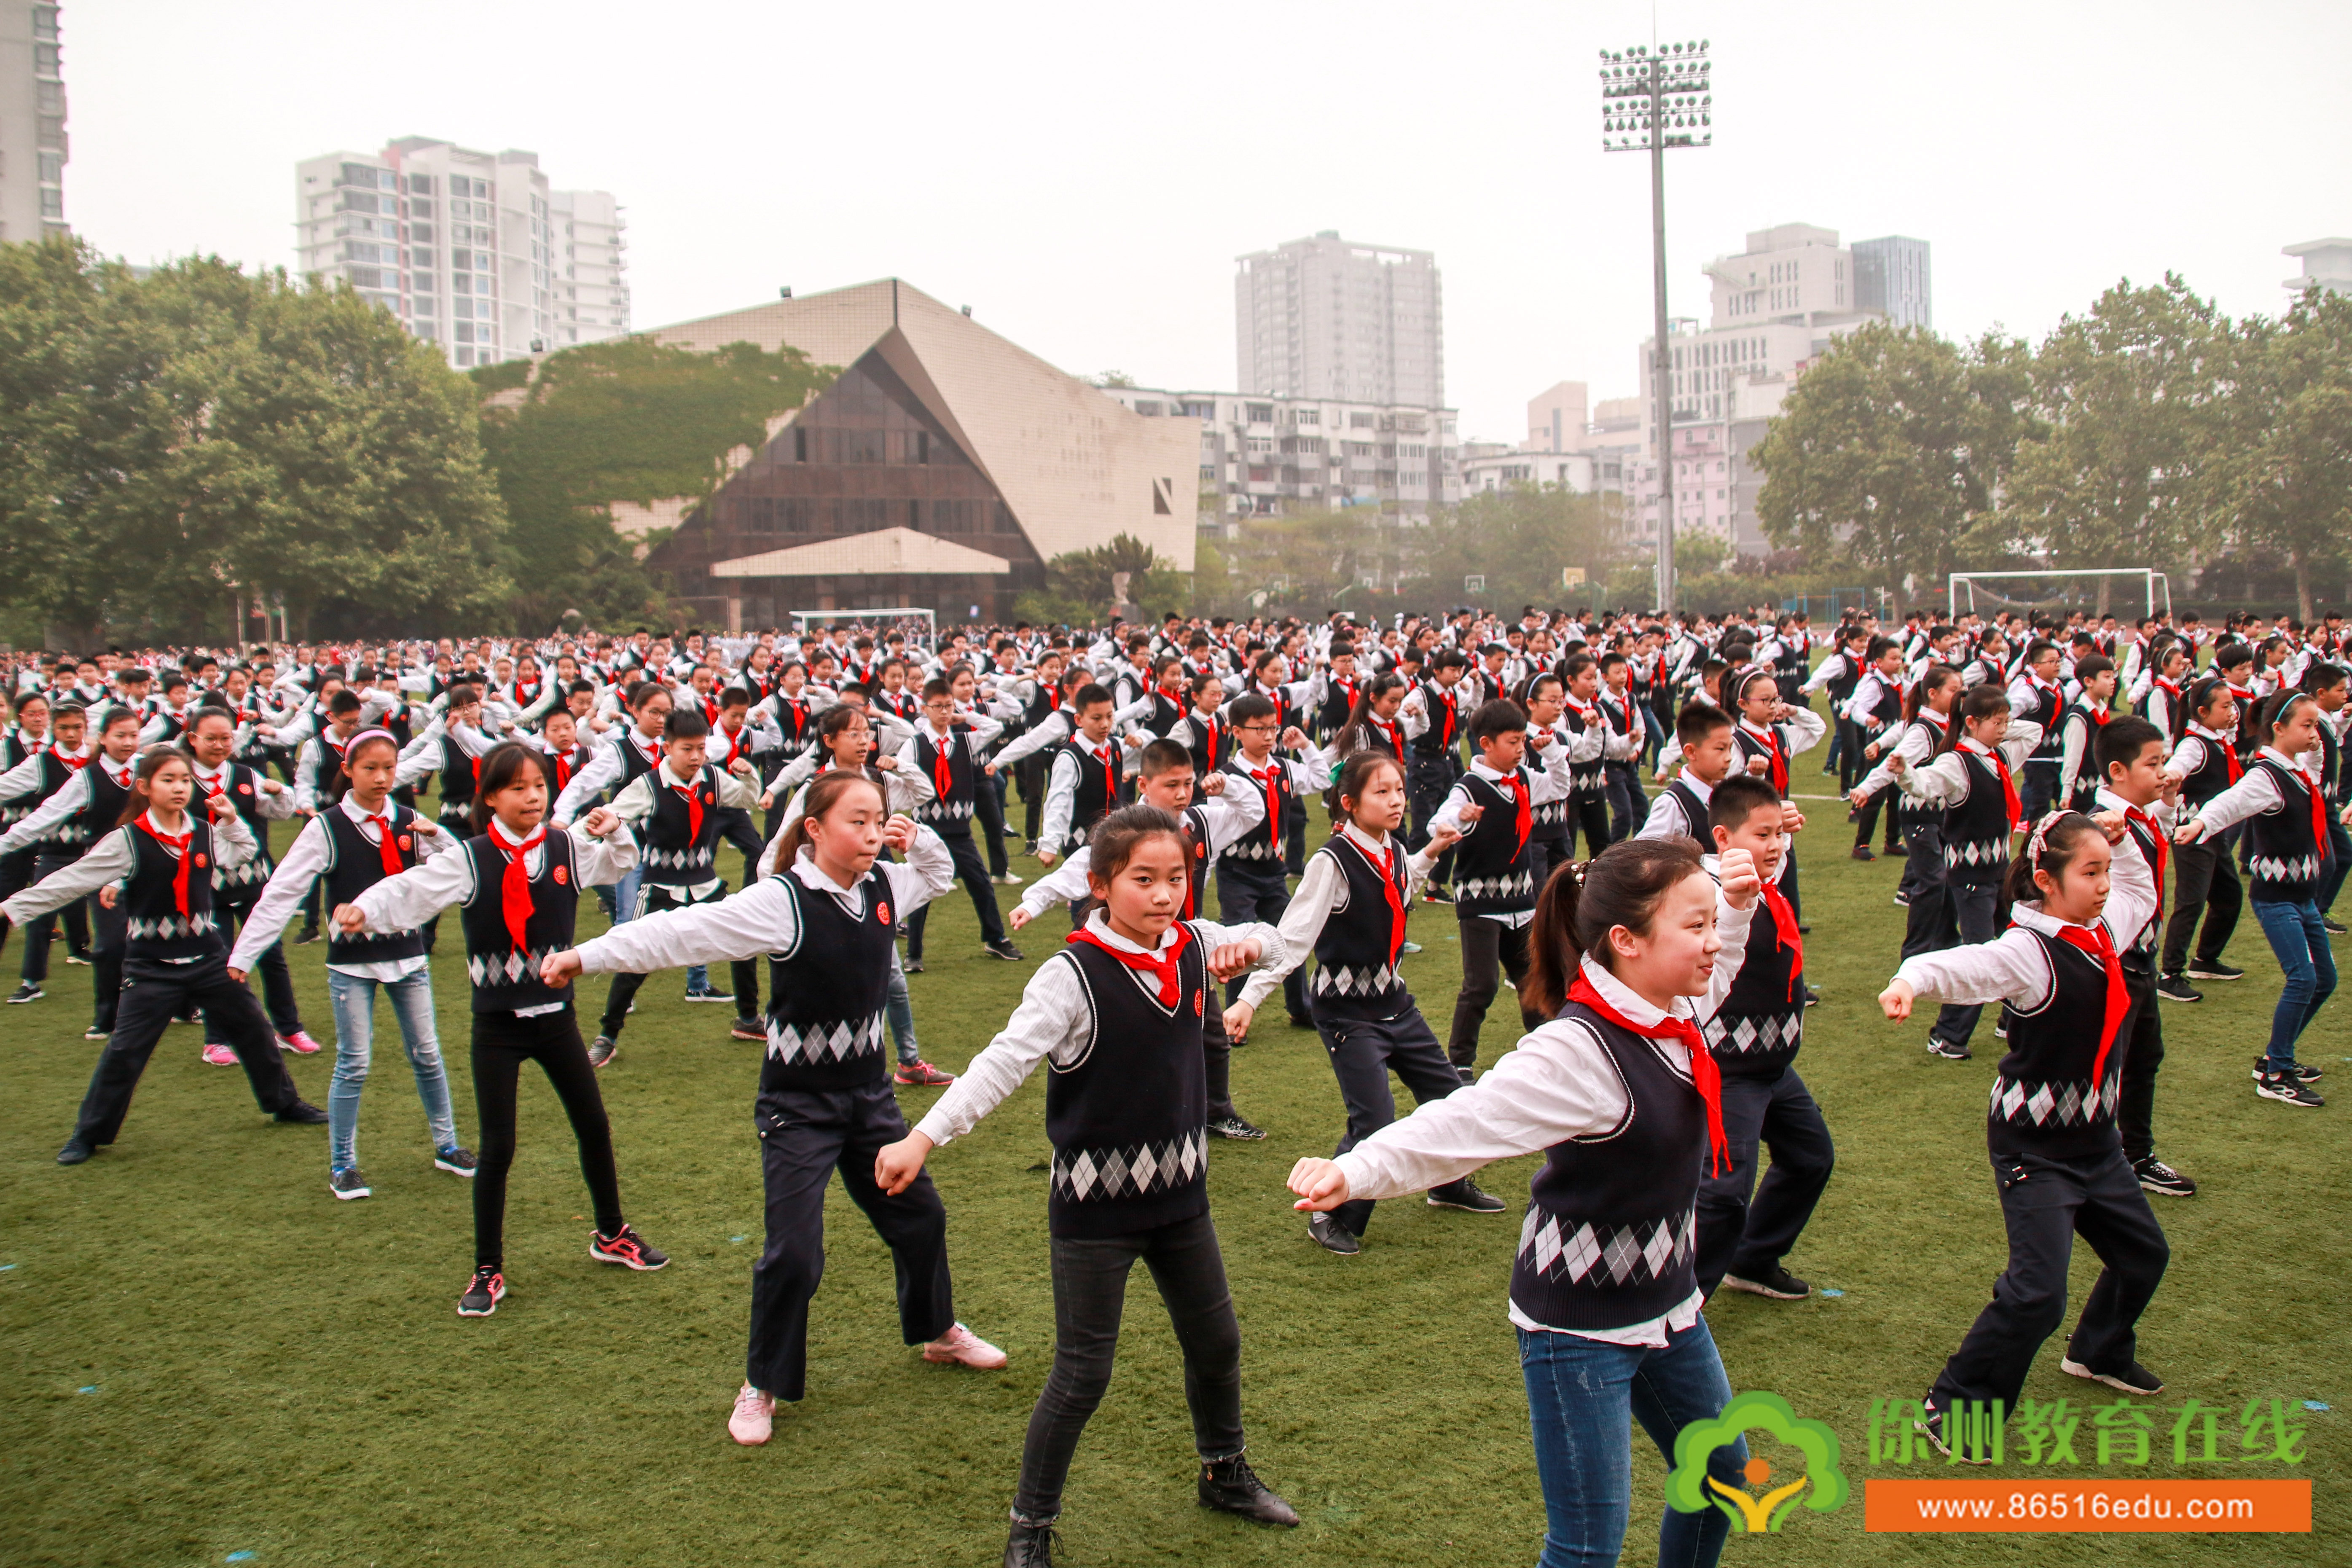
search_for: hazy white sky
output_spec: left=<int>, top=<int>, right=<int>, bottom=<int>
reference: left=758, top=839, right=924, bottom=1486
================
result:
left=61, top=0, right=2352, bottom=442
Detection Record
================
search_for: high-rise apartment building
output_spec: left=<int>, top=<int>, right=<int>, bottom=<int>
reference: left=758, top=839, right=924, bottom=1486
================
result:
left=0, top=1, right=69, bottom=242
left=294, top=137, right=628, bottom=369
left=1235, top=231, right=1444, bottom=409
left=1854, top=235, right=1932, bottom=328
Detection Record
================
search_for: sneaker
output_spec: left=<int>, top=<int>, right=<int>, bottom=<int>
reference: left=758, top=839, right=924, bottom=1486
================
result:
left=587, top=1034, right=617, bottom=1069
left=1004, top=1520, right=1060, bottom=1568
left=1916, top=1397, right=1991, bottom=1466
left=1197, top=1454, right=1300, bottom=1527
left=329, top=1167, right=372, bottom=1201
left=1207, top=1113, right=1267, bottom=1141
left=728, top=1383, right=774, bottom=1446
left=1926, top=1035, right=1971, bottom=1061
left=1423, top=886, right=1455, bottom=904
left=1721, top=1265, right=1810, bottom=1300
left=278, top=1030, right=322, bottom=1055
left=1993, top=1022, right=2008, bottom=1040
left=729, top=1017, right=766, bottom=1042
left=921, top=1322, right=1008, bottom=1369
left=2323, top=915, right=2347, bottom=936
left=172, top=1013, right=201, bottom=1026
left=2185, top=959, right=2244, bottom=981
left=1308, top=1211, right=1360, bottom=1254
left=5, top=983, right=41, bottom=1004
left=293, top=924, right=320, bottom=946
left=1850, top=845, right=1876, bottom=862
left=1427, top=1177, right=1506, bottom=1213
left=2255, top=1070, right=2325, bottom=1106
left=2061, top=1358, right=2164, bottom=1395
left=983, top=939, right=1026, bottom=961
left=457, top=1265, right=505, bottom=1317
left=274, top=1099, right=328, bottom=1124
left=682, top=985, right=731, bottom=1003
left=1455, top=1065, right=1476, bottom=1084
left=435, top=1146, right=478, bottom=1177
left=2251, top=1056, right=2322, bottom=1083
left=993, top=872, right=1024, bottom=886
left=902, top=958, right=925, bottom=974
left=1892, top=891, right=1909, bottom=907
left=1400, top=940, right=1422, bottom=954
left=894, top=1059, right=956, bottom=1087
left=56, top=1137, right=94, bottom=1165
left=64, top=950, right=92, bottom=965
left=83, top=1024, right=109, bottom=1041
left=2133, top=1156, right=2196, bottom=1197
left=2156, top=974, right=2202, bottom=1003
left=589, top=1224, right=669, bottom=1270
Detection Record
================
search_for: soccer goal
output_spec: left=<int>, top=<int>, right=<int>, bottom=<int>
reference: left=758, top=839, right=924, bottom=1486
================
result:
left=1946, top=569, right=2172, bottom=623
left=790, top=607, right=939, bottom=651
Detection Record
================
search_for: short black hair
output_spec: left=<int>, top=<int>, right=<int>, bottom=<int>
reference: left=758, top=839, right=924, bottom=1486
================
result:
left=1430, top=647, right=1469, bottom=674
left=1675, top=702, right=1733, bottom=748
left=1467, top=698, right=1527, bottom=746
left=1137, top=738, right=1193, bottom=778
left=664, top=706, right=711, bottom=741
left=2095, top=714, right=2165, bottom=779
left=1226, top=692, right=1276, bottom=727
left=1708, top=773, right=1783, bottom=834
left=1072, top=683, right=1114, bottom=713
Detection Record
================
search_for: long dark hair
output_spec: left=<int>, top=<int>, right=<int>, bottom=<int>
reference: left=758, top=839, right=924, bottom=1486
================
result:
left=469, top=741, right=550, bottom=832
left=771, top=768, right=886, bottom=872
left=1939, top=682, right=2011, bottom=759
left=1903, top=663, right=1960, bottom=725
left=1523, top=837, right=1705, bottom=1016
left=1332, top=671, right=1407, bottom=758
left=115, top=744, right=196, bottom=828
left=2004, top=810, right=2103, bottom=906
left=1327, top=748, right=1405, bottom=827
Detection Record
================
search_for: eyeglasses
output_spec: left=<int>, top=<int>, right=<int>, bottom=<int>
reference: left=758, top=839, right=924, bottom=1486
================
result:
left=1238, top=723, right=1282, bottom=735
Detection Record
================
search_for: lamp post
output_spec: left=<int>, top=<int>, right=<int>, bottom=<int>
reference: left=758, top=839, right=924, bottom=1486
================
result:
left=1601, top=38, right=1711, bottom=613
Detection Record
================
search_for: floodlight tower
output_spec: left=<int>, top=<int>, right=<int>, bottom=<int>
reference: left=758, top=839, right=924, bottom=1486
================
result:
left=1600, top=38, right=1711, bottom=612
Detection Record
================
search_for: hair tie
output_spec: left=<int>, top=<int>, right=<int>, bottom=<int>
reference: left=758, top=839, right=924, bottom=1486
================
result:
left=2027, top=810, right=2068, bottom=863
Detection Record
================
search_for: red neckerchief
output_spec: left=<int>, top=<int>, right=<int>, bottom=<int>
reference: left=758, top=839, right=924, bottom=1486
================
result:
left=782, top=696, right=808, bottom=737
left=196, top=766, right=229, bottom=811
left=49, top=746, right=87, bottom=771
left=2089, top=704, right=2109, bottom=727
left=1345, top=830, right=1408, bottom=965
left=1963, top=737, right=2020, bottom=828
left=552, top=748, right=574, bottom=795
left=364, top=809, right=406, bottom=877
left=1248, top=757, right=1282, bottom=836
left=1434, top=683, right=1458, bottom=747
left=2270, top=754, right=2329, bottom=857
left=1373, top=715, right=1402, bottom=754
left=1759, top=876, right=1803, bottom=1001
left=1066, top=921, right=1190, bottom=1008
left=1567, top=968, right=1730, bottom=1176
left=516, top=681, right=540, bottom=708
left=929, top=726, right=956, bottom=799
left=2051, top=921, right=2128, bottom=1096
left=2124, top=803, right=2168, bottom=924
left=134, top=814, right=196, bottom=916
left=1491, top=765, right=1532, bottom=855
left=1334, top=674, right=1359, bottom=712
left=1745, top=720, right=1788, bottom=795
left=1198, top=713, right=1221, bottom=766
left=488, top=824, right=546, bottom=955
left=1090, top=743, right=1117, bottom=805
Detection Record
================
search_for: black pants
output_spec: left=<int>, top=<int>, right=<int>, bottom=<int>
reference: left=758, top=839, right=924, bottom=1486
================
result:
left=470, top=1005, right=626, bottom=1268
left=1605, top=760, right=1646, bottom=845
left=73, top=954, right=299, bottom=1145
left=1020, top=755, right=1049, bottom=843
left=1217, top=860, right=1304, bottom=1020
left=19, top=851, right=92, bottom=983
left=2160, top=836, right=2240, bottom=976
left=1930, top=1143, right=2168, bottom=1412
left=1527, top=835, right=1566, bottom=904
left=1201, top=1012, right=1238, bottom=1122
left=89, top=896, right=127, bottom=1033
left=749, top=1082, right=954, bottom=1401
left=0, top=845, right=36, bottom=958
left=2116, top=964, right=2166, bottom=1165
left=1317, top=1009, right=1461, bottom=1236
left=1834, top=719, right=1865, bottom=792
left=1407, top=754, right=1460, bottom=884
left=600, top=883, right=759, bottom=1035
left=204, top=891, right=303, bottom=1043
left=907, top=830, right=1004, bottom=957
left=1014, top=1211, right=1244, bottom=1523
left=1564, top=795, right=1614, bottom=859
left=716, top=806, right=765, bottom=891
left=1447, top=916, right=1542, bottom=1069
left=973, top=770, right=1010, bottom=876
left=1930, top=882, right=2003, bottom=1049
left=1282, top=796, right=1307, bottom=877
left=1694, top=1066, right=1835, bottom=1296
left=1853, top=784, right=1901, bottom=853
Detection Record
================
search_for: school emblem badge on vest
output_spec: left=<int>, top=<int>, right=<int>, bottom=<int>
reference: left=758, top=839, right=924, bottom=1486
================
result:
left=238, top=782, right=252, bottom=795
left=397, top=835, right=412, bottom=851
left=877, top=902, right=891, bottom=927
left=553, top=865, right=569, bottom=886
left=193, top=852, right=207, bottom=868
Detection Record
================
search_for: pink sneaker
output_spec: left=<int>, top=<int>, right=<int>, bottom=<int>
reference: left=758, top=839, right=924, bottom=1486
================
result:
left=921, top=1323, right=1007, bottom=1370
left=728, top=1383, right=774, bottom=1446
left=279, top=1031, right=322, bottom=1055
left=201, top=1044, right=238, bottom=1067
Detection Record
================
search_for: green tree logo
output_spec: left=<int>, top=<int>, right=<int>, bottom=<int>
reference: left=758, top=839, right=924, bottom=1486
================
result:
left=1667, top=1391, right=1850, bottom=1533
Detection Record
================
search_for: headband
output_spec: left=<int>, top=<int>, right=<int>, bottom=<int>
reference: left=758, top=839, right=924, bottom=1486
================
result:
left=2026, top=809, right=2072, bottom=864
left=346, top=728, right=397, bottom=754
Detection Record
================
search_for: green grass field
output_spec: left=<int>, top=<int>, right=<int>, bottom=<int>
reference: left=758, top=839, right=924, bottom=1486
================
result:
left=3, top=784, right=2344, bottom=1567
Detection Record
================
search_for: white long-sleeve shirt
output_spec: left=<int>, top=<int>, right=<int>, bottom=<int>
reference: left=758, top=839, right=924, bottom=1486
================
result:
left=1018, top=786, right=1266, bottom=921
left=228, top=795, right=455, bottom=979
left=573, top=829, right=954, bottom=975
left=1330, top=919, right=1753, bottom=1346
left=1238, top=820, right=1438, bottom=1009
left=911, top=910, right=1288, bottom=1148
left=551, top=724, right=665, bottom=824
left=606, top=758, right=761, bottom=899
left=756, top=762, right=935, bottom=875
left=1851, top=710, right=1948, bottom=801
left=1893, top=720, right=2046, bottom=809
left=1, top=807, right=259, bottom=949
left=1430, top=738, right=1576, bottom=927
left=2185, top=746, right=2331, bottom=839
left=0, top=740, right=82, bottom=807
left=1635, top=771, right=1716, bottom=843
left=1893, top=886, right=2158, bottom=1013
left=0, top=754, right=137, bottom=856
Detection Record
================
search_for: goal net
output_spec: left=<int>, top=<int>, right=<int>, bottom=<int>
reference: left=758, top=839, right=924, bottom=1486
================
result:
left=1946, top=569, right=2172, bottom=623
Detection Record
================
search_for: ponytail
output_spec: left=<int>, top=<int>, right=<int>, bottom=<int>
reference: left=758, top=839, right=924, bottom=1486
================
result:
left=1523, top=837, right=1705, bottom=1015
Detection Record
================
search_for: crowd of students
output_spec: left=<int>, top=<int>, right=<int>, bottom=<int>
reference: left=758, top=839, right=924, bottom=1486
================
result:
left=3, top=598, right=2344, bottom=1568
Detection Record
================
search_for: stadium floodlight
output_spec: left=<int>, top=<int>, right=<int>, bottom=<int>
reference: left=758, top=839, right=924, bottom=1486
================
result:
left=1601, top=36, right=1712, bottom=612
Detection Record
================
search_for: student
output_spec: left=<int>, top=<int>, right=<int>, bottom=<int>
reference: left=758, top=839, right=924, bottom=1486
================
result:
left=0, top=700, right=95, bottom=1002
left=2155, top=679, right=2246, bottom=999
left=1286, top=838, right=1762, bottom=1568
left=876, top=804, right=1301, bottom=1563
left=4, top=745, right=325, bottom=1165
left=2304, top=662, right=2351, bottom=934
left=184, top=705, right=318, bottom=1065
left=1402, top=647, right=1474, bottom=890
left=231, top=727, right=473, bottom=1200
left=1552, top=658, right=1622, bottom=862
left=2173, top=689, right=2338, bottom=1106
left=1207, top=692, right=1324, bottom=1027
left=1001, top=683, right=1125, bottom=875
left=333, top=742, right=663, bottom=1317
left=1879, top=810, right=2169, bottom=1455
left=899, top=678, right=1024, bottom=968
left=548, top=769, right=1003, bottom=1447
left=2054, top=655, right=2119, bottom=814
left=1726, top=669, right=1826, bottom=926
left=2090, top=717, right=2196, bottom=1196
left=1635, top=703, right=1736, bottom=845
left=1889, top=684, right=2043, bottom=1059
left=1595, top=653, right=1649, bottom=844
left=1230, top=749, right=1496, bottom=1254
left=1013, top=739, right=1270, bottom=1139
left=1841, top=637, right=1910, bottom=860
left=0, top=690, right=55, bottom=968
left=0, top=704, right=145, bottom=1034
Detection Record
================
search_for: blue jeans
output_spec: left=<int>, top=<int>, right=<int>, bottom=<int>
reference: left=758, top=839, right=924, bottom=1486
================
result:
left=326, top=967, right=458, bottom=1171
left=886, top=949, right=920, bottom=1065
left=1518, top=1313, right=1745, bottom=1568
left=2251, top=898, right=2336, bottom=1070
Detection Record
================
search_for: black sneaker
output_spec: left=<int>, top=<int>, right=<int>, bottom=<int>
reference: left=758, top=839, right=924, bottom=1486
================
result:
left=458, top=1265, right=505, bottom=1317
left=56, top=1136, right=93, bottom=1165
left=1427, top=1177, right=1506, bottom=1213
left=2255, top=1071, right=2325, bottom=1107
left=1891, top=891, right=1910, bottom=907
left=682, top=985, right=731, bottom=1003
left=587, top=1034, right=617, bottom=1069
left=293, top=923, right=320, bottom=946
left=275, top=1099, right=329, bottom=1125
left=1308, top=1211, right=1360, bottom=1254
left=729, top=1016, right=765, bottom=1042
left=329, top=1167, right=372, bottom=1201
left=2185, top=959, right=2244, bottom=981
left=983, top=939, right=1025, bottom=961
left=435, top=1146, right=478, bottom=1177
left=2250, top=1057, right=2323, bottom=1083
left=2133, top=1156, right=2196, bottom=1197
left=1199, top=1455, right=1299, bottom=1526
left=5, top=983, right=41, bottom=1004
left=2061, top=1357, right=2164, bottom=1395
left=1926, top=1035, right=1972, bottom=1061
left=1207, top=1114, right=1267, bottom=1141
left=2156, top=973, right=2203, bottom=1003
left=1003, top=1520, right=1059, bottom=1568
left=1850, top=845, right=1876, bottom=862
left=1721, top=1265, right=1810, bottom=1300
left=2323, top=916, right=2347, bottom=936
left=83, top=1026, right=108, bottom=1041
left=1915, top=1397, right=1992, bottom=1466
left=589, top=1224, right=669, bottom=1270
left=1802, top=986, right=1821, bottom=1007
left=902, top=958, right=924, bottom=974
left=1455, top=1065, right=1476, bottom=1084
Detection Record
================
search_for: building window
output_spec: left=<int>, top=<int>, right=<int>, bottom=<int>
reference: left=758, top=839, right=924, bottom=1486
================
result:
left=1246, top=403, right=1273, bottom=424
left=40, top=189, right=63, bottom=219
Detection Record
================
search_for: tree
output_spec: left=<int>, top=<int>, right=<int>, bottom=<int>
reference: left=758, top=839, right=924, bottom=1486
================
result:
left=1403, top=484, right=1624, bottom=612
left=2216, top=286, right=2352, bottom=623
left=1016, top=532, right=1186, bottom=625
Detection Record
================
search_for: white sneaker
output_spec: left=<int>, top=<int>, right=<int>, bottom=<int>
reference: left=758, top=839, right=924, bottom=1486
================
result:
left=993, top=872, right=1023, bottom=886
left=921, top=1322, right=1008, bottom=1369
left=728, top=1383, right=774, bottom=1445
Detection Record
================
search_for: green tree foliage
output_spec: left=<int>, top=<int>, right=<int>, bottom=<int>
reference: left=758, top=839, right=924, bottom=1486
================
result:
left=2214, top=285, right=2352, bottom=623
left=1402, top=484, right=1624, bottom=612
left=1016, top=532, right=1186, bottom=626
left=470, top=337, right=833, bottom=630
